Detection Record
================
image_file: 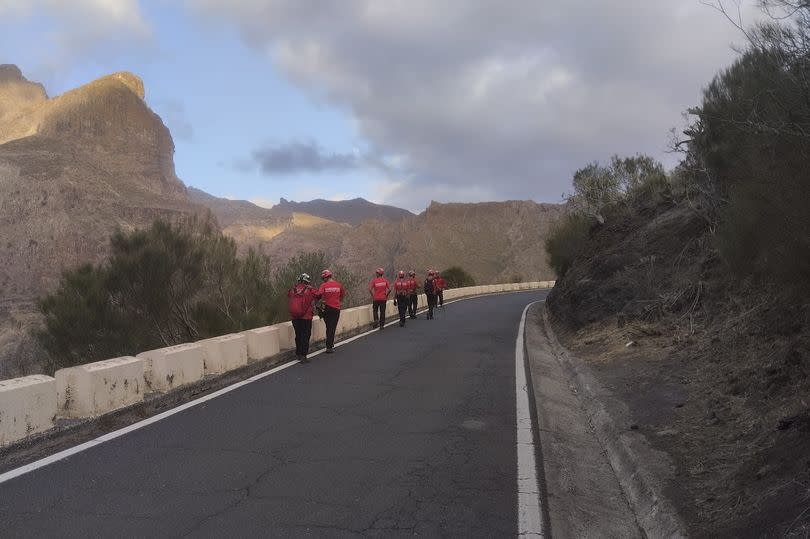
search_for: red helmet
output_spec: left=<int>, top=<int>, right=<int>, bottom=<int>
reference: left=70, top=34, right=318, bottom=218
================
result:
left=398, top=270, right=405, bottom=278
left=375, top=267, right=384, bottom=276
left=408, top=270, right=416, bottom=277
left=321, top=269, right=332, bottom=279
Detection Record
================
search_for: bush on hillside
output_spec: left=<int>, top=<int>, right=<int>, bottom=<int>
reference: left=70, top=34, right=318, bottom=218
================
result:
left=567, top=155, right=671, bottom=224
left=441, top=266, right=476, bottom=288
left=544, top=213, right=591, bottom=278
left=684, top=38, right=810, bottom=286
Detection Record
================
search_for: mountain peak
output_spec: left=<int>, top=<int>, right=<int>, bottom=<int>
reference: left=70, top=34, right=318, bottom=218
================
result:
left=96, top=71, right=145, bottom=100
left=0, top=64, right=24, bottom=82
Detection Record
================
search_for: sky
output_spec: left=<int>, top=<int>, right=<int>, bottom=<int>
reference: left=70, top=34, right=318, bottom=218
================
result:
left=0, top=0, right=762, bottom=212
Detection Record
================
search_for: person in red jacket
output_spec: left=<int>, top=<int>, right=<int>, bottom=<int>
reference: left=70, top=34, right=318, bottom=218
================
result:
left=287, top=273, right=318, bottom=362
left=407, top=270, right=419, bottom=319
left=369, top=267, right=390, bottom=330
left=435, top=271, right=446, bottom=307
left=393, top=270, right=410, bottom=327
left=316, top=269, right=345, bottom=353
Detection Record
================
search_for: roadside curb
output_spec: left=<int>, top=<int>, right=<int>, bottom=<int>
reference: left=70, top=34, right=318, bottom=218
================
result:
left=540, top=305, right=687, bottom=539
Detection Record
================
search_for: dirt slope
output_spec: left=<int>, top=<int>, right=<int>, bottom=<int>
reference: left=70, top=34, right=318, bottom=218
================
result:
left=546, top=199, right=810, bottom=537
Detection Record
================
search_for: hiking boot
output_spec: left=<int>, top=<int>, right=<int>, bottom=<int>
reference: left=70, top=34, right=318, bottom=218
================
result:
left=325, top=348, right=334, bottom=354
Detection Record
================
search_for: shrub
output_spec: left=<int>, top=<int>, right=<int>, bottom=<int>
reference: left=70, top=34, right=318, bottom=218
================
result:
left=441, top=266, right=476, bottom=288
left=544, top=213, right=591, bottom=278
left=567, top=155, right=670, bottom=224
left=685, top=45, right=810, bottom=287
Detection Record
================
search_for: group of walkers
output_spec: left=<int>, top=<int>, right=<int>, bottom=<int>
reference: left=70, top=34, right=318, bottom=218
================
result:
left=286, top=267, right=446, bottom=363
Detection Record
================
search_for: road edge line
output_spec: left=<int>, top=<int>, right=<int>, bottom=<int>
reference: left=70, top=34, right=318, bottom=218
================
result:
left=516, top=301, right=547, bottom=537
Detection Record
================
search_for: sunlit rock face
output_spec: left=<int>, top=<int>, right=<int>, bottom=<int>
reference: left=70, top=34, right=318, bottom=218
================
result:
left=0, top=66, right=204, bottom=375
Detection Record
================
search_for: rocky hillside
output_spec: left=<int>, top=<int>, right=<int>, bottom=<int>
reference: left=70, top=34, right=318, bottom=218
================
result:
left=274, top=197, right=414, bottom=225
left=0, top=65, right=204, bottom=376
left=546, top=198, right=810, bottom=535
left=195, top=192, right=562, bottom=284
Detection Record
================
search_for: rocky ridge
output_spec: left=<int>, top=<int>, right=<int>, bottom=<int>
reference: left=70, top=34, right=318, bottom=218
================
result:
left=194, top=192, right=563, bottom=284
left=0, top=65, right=204, bottom=376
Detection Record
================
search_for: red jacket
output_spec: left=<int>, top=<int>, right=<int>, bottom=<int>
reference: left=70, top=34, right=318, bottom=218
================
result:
left=406, top=277, right=418, bottom=294
left=288, top=283, right=317, bottom=320
left=369, top=277, right=391, bottom=301
left=317, top=279, right=345, bottom=309
left=435, top=277, right=446, bottom=291
left=394, top=278, right=410, bottom=297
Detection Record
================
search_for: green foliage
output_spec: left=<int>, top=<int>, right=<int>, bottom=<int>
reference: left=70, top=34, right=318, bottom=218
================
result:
left=440, top=266, right=476, bottom=288
left=685, top=44, right=810, bottom=285
left=36, top=264, right=126, bottom=373
left=36, top=218, right=358, bottom=373
left=567, top=155, right=670, bottom=222
left=544, top=213, right=591, bottom=278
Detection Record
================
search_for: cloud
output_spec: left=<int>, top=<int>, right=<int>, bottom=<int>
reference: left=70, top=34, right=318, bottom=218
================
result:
left=1, top=0, right=151, bottom=76
left=243, top=140, right=360, bottom=175
left=188, top=0, right=762, bottom=208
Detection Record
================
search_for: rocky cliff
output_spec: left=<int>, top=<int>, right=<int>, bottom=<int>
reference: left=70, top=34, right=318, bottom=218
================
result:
left=0, top=66, right=203, bottom=376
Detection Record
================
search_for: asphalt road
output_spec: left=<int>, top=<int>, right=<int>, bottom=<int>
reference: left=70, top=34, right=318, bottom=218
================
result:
left=0, top=291, right=547, bottom=538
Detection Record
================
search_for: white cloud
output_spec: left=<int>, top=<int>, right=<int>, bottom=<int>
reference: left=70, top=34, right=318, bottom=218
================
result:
left=1, top=0, right=151, bottom=76
left=188, top=0, right=762, bottom=207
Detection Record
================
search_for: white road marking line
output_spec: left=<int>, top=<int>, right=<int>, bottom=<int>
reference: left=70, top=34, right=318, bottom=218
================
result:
left=516, top=301, right=545, bottom=537
left=0, top=361, right=299, bottom=485
left=0, top=289, right=547, bottom=486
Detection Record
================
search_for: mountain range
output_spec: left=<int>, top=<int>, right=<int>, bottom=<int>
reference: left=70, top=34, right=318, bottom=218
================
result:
left=0, top=65, right=561, bottom=376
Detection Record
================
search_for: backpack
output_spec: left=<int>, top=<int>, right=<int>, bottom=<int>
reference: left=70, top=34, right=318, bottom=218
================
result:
left=424, top=279, right=435, bottom=295
left=288, top=285, right=312, bottom=318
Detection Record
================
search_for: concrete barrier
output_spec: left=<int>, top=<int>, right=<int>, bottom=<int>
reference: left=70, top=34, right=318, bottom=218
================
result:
left=275, top=321, right=295, bottom=350
left=199, top=334, right=248, bottom=374
left=0, top=375, right=57, bottom=446
left=338, top=309, right=359, bottom=334
left=137, top=343, right=204, bottom=392
left=311, top=317, right=326, bottom=342
left=242, top=327, right=281, bottom=362
left=56, top=357, right=144, bottom=418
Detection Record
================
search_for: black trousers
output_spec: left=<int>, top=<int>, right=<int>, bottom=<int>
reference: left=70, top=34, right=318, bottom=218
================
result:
left=426, top=294, right=437, bottom=319
left=437, top=289, right=444, bottom=306
left=323, top=306, right=340, bottom=349
left=408, top=294, right=418, bottom=317
left=396, top=295, right=409, bottom=325
left=372, top=300, right=386, bottom=327
left=291, top=318, right=312, bottom=357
